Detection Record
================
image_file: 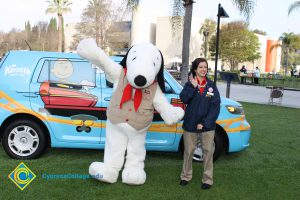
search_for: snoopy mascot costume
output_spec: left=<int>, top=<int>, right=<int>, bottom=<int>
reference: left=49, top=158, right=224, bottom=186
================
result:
left=77, top=39, right=184, bottom=185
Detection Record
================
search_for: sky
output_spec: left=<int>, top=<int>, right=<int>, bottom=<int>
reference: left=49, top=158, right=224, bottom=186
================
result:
left=0, top=0, right=299, bottom=38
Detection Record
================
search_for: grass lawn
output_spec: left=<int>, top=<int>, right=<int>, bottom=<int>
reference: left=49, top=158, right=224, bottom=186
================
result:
left=0, top=103, right=299, bottom=199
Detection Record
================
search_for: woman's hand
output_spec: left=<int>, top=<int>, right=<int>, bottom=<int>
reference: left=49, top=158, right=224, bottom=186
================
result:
left=197, top=124, right=203, bottom=130
left=189, top=74, right=198, bottom=88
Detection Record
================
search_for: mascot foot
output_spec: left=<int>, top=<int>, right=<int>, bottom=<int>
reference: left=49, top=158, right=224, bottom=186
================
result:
left=89, top=162, right=119, bottom=183
left=122, top=168, right=146, bottom=185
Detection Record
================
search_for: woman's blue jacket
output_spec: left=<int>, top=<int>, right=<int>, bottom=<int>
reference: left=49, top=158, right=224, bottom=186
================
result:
left=180, top=78, right=221, bottom=132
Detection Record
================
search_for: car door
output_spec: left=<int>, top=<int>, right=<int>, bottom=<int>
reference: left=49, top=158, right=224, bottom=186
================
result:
left=30, top=57, right=103, bottom=144
left=146, top=79, right=178, bottom=147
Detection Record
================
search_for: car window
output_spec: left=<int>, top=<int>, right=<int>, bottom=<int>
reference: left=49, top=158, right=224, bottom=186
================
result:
left=106, top=79, right=114, bottom=88
left=38, top=59, right=96, bottom=87
left=164, top=80, right=174, bottom=94
left=102, top=75, right=174, bottom=93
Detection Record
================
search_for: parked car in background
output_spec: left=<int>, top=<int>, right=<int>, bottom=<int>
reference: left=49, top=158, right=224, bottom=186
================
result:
left=0, top=51, right=251, bottom=161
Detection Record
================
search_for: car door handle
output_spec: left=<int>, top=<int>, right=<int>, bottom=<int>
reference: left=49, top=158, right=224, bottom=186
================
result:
left=104, top=97, right=111, bottom=101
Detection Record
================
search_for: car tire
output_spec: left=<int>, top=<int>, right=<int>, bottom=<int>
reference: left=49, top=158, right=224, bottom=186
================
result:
left=213, top=130, right=224, bottom=161
left=193, top=129, right=224, bottom=162
left=2, top=119, right=47, bottom=159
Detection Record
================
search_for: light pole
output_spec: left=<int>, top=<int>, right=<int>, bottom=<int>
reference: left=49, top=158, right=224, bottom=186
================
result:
left=214, top=3, right=229, bottom=84
left=203, top=30, right=209, bottom=59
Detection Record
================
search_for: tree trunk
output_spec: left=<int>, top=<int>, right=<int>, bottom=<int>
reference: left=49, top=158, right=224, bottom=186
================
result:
left=129, top=11, right=134, bottom=46
left=62, top=17, right=65, bottom=52
left=285, top=49, right=289, bottom=75
left=180, top=3, right=193, bottom=85
left=57, top=14, right=63, bottom=52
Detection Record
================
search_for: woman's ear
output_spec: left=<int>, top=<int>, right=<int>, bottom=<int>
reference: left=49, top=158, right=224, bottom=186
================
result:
left=157, top=50, right=165, bottom=93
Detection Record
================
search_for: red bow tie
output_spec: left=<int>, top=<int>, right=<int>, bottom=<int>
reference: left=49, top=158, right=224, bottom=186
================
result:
left=119, top=68, right=142, bottom=112
left=120, top=84, right=142, bottom=112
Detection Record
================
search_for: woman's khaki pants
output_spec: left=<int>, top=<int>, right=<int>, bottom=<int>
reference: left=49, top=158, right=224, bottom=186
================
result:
left=180, top=130, right=215, bottom=185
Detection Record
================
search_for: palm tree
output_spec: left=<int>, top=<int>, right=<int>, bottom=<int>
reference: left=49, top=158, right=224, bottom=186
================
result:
left=124, top=0, right=255, bottom=84
left=288, top=1, right=300, bottom=15
left=279, top=32, right=299, bottom=74
left=270, top=32, right=300, bottom=75
left=46, top=0, right=72, bottom=52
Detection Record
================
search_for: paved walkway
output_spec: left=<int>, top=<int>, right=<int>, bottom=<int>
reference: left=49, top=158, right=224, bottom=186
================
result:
left=217, top=82, right=300, bottom=109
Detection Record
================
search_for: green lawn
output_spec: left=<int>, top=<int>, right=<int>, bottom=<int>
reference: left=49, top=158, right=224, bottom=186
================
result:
left=0, top=103, right=300, bottom=199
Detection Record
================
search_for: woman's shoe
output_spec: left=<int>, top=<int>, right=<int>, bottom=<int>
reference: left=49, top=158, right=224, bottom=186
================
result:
left=179, top=180, right=189, bottom=186
left=201, top=183, right=211, bottom=189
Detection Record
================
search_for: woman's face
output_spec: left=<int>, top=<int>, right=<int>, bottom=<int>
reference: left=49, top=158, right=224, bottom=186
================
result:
left=194, top=61, right=208, bottom=78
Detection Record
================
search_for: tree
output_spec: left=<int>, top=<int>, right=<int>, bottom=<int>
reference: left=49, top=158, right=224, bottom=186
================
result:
left=199, top=18, right=216, bottom=59
left=288, top=1, right=300, bottom=15
left=25, top=21, right=31, bottom=41
left=124, top=0, right=255, bottom=83
left=278, top=32, right=300, bottom=74
left=47, top=18, right=59, bottom=51
left=0, top=18, right=62, bottom=54
left=29, top=22, right=48, bottom=51
left=252, top=29, right=267, bottom=36
left=289, top=51, right=300, bottom=66
left=46, top=0, right=72, bottom=52
left=0, top=29, right=27, bottom=55
left=71, top=0, right=114, bottom=50
left=209, top=21, right=260, bottom=71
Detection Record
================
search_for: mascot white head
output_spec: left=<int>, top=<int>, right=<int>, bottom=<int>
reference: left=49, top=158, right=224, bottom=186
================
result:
left=120, top=43, right=165, bottom=91
left=77, top=38, right=184, bottom=185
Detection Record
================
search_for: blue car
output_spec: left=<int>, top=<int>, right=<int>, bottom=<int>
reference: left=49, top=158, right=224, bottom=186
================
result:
left=0, top=51, right=251, bottom=160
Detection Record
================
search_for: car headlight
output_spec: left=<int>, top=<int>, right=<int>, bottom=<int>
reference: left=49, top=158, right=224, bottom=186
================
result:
left=226, top=105, right=244, bottom=115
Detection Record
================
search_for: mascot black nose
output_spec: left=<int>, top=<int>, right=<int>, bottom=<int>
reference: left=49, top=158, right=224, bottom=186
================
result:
left=134, top=75, right=147, bottom=87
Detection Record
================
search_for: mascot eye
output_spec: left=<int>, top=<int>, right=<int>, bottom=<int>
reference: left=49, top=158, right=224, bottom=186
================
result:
left=132, top=57, right=137, bottom=61
left=153, top=62, right=156, bottom=67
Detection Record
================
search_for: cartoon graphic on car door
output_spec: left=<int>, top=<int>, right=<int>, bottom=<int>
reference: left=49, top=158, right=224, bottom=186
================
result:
left=30, top=58, right=103, bottom=144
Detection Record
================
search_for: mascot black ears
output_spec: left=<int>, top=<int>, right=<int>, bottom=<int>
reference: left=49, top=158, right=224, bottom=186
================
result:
left=119, top=46, right=165, bottom=93
left=119, top=46, right=132, bottom=69
left=157, top=50, right=165, bottom=93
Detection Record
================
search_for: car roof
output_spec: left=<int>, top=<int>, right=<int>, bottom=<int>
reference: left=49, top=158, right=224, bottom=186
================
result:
left=5, top=50, right=122, bottom=63
left=7, top=50, right=81, bottom=59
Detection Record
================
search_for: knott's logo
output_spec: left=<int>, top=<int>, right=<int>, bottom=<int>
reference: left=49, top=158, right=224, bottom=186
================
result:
left=4, top=64, right=30, bottom=77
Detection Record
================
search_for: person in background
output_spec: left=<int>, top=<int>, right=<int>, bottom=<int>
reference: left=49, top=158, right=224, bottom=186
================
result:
left=240, top=65, right=247, bottom=84
left=179, top=58, right=221, bottom=189
left=221, top=64, right=225, bottom=72
left=254, top=66, right=260, bottom=84
left=290, top=68, right=294, bottom=77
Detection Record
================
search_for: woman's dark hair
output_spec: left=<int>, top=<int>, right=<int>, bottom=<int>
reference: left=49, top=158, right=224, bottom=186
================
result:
left=190, top=58, right=208, bottom=77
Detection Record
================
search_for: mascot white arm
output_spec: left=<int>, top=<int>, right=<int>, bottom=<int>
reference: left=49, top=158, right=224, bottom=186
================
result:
left=76, top=38, right=121, bottom=83
left=153, top=87, right=184, bottom=125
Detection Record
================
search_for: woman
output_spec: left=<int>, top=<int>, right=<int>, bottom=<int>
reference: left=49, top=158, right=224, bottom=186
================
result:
left=179, top=58, right=221, bottom=189
left=254, top=67, right=260, bottom=84
left=240, top=65, right=247, bottom=84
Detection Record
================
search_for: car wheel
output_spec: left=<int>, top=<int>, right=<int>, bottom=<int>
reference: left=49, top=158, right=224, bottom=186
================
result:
left=2, top=120, right=47, bottom=159
left=213, top=130, right=224, bottom=161
left=193, top=130, right=224, bottom=162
